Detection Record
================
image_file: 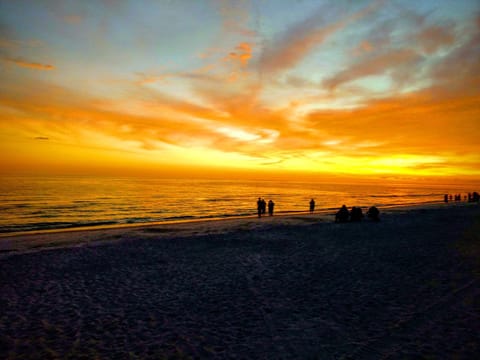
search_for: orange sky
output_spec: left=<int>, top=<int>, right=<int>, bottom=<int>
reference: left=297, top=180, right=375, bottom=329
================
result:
left=1, top=1, right=479, bottom=181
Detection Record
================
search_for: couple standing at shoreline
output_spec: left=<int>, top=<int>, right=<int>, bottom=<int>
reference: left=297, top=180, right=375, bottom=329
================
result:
left=257, top=198, right=274, bottom=217
left=257, top=198, right=316, bottom=217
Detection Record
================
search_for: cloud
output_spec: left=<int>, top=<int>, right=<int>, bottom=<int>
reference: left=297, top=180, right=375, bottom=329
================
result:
left=222, top=42, right=254, bottom=81
left=1, top=69, right=479, bottom=177
left=4, top=57, right=54, bottom=70
left=319, top=7, right=472, bottom=93
left=322, top=49, right=421, bottom=90
left=415, top=24, right=455, bottom=54
left=134, top=72, right=169, bottom=85
left=0, top=78, right=240, bottom=153
left=215, top=0, right=258, bottom=37
left=304, top=89, right=480, bottom=158
left=225, top=42, right=253, bottom=67
left=352, top=40, right=374, bottom=55
left=1, top=4, right=479, bottom=177
left=428, top=16, right=480, bottom=90
left=259, top=1, right=382, bottom=75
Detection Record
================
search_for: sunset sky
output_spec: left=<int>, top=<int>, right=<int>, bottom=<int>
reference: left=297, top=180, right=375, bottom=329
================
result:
left=1, top=0, right=479, bottom=180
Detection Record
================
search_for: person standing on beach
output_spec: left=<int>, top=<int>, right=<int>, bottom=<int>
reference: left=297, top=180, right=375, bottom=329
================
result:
left=257, top=197, right=262, bottom=217
left=310, top=198, right=315, bottom=213
left=268, top=199, right=275, bottom=216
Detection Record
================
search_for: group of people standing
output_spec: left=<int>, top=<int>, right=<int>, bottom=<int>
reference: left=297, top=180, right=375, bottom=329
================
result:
left=444, top=192, right=479, bottom=203
left=257, top=198, right=275, bottom=217
left=256, top=198, right=316, bottom=218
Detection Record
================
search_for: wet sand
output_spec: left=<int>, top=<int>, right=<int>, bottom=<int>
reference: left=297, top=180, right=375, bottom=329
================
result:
left=1, top=203, right=479, bottom=358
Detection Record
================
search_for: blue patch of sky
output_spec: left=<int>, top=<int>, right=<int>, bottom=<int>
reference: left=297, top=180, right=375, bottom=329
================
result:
left=350, top=74, right=393, bottom=93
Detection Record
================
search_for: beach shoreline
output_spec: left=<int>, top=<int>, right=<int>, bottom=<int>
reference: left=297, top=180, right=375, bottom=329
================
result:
left=1, top=202, right=479, bottom=358
left=0, top=201, right=454, bottom=257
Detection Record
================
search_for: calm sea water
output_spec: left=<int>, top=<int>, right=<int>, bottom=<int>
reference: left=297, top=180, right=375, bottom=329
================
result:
left=0, top=176, right=473, bottom=234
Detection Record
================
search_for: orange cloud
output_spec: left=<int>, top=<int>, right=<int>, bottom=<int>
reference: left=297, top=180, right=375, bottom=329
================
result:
left=226, top=42, right=252, bottom=66
left=1, top=81, right=479, bottom=177
left=5, top=57, right=54, bottom=70
left=134, top=72, right=168, bottom=85
left=305, top=90, right=480, bottom=157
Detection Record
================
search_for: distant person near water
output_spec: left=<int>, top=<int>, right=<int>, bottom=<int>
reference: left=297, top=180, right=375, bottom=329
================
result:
left=257, top=198, right=267, bottom=217
left=268, top=200, right=275, bottom=216
left=261, top=198, right=266, bottom=214
left=309, top=199, right=315, bottom=213
left=470, top=192, right=479, bottom=202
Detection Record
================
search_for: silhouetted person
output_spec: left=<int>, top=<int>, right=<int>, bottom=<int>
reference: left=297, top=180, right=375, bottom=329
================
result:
left=335, top=205, right=349, bottom=223
left=350, top=206, right=363, bottom=221
left=261, top=198, right=266, bottom=214
left=473, top=192, right=480, bottom=202
left=268, top=200, right=275, bottom=216
left=367, top=206, right=380, bottom=221
left=309, top=198, right=315, bottom=213
left=444, top=194, right=448, bottom=203
left=257, top=197, right=262, bottom=218
left=449, top=194, right=453, bottom=201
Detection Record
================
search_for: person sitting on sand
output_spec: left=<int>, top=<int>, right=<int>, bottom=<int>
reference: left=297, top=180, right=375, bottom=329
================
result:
left=367, top=206, right=380, bottom=221
left=473, top=192, right=480, bottom=202
left=335, top=205, right=350, bottom=223
left=268, top=199, right=275, bottom=216
left=350, top=206, right=363, bottom=222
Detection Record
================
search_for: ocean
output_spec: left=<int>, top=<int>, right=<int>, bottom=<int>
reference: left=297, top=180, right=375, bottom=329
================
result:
left=0, top=176, right=474, bottom=234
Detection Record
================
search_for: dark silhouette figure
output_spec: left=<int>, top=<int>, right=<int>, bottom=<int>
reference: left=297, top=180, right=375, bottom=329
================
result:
left=350, top=206, right=364, bottom=221
left=309, top=198, right=315, bottom=213
left=257, top=197, right=262, bottom=218
left=444, top=194, right=449, bottom=203
left=261, top=198, right=266, bottom=214
left=367, top=206, right=380, bottom=221
left=335, top=205, right=350, bottom=223
left=473, top=192, right=480, bottom=202
left=268, top=200, right=275, bottom=216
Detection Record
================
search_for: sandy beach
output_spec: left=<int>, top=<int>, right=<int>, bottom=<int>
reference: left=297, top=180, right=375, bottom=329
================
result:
left=1, top=203, right=479, bottom=359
